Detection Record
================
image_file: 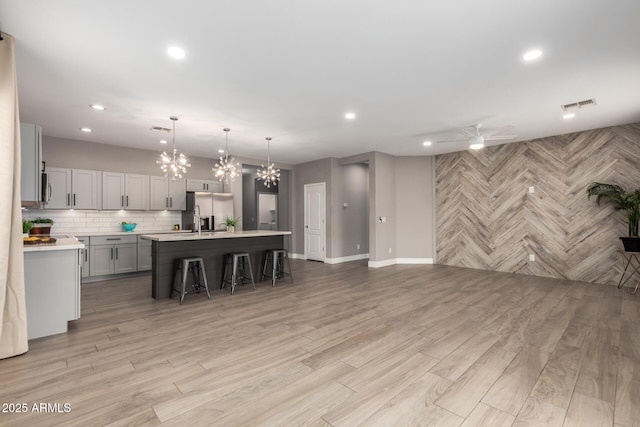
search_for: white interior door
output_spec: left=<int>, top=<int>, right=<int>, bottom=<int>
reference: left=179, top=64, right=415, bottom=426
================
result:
left=304, top=182, right=325, bottom=261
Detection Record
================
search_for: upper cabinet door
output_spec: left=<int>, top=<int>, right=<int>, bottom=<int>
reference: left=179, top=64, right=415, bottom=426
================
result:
left=45, top=167, right=72, bottom=209
left=125, top=174, right=149, bottom=210
left=149, top=176, right=169, bottom=210
left=186, top=179, right=222, bottom=192
left=186, top=179, right=206, bottom=192
left=72, top=169, right=99, bottom=209
left=168, top=178, right=187, bottom=211
left=102, top=172, right=125, bottom=210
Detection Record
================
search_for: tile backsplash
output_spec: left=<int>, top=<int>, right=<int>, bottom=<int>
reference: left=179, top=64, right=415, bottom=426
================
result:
left=22, top=210, right=182, bottom=235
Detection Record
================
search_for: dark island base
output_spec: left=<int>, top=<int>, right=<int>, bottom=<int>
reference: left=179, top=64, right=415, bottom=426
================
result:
left=151, top=236, right=284, bottom=299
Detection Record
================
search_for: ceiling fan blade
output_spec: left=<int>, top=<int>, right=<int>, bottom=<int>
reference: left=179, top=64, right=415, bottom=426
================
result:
left=482, top=125, right=515, bottom=138
left=459, top=127, right=477, bottom=137
left=484, top=135, right=517, bottom=141
left=436, top=139, right=468, bottom=143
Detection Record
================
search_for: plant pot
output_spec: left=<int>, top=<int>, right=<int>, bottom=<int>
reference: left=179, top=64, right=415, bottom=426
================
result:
left=226, top=226, right=235, bottom=233
left=620, top=237, right=640, bottom=252
left=30, top=226, right=51, bottom=236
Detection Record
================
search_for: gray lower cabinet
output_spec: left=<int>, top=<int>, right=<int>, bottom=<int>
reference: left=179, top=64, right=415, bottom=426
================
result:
left=89, top=235, right=138, bottom=275
left=76, top=236, right=90, bottom=278
left=137, top=238, right=152, bottom=271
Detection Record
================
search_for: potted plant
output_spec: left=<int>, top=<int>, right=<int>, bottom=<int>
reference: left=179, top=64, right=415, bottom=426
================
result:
left=30, top=217, right=54, bottom=236
left=587, top=182, right=640, bottom=252
left=224, top=216, right=239, bottom=233
left=22, top=219, right=33, bottom=237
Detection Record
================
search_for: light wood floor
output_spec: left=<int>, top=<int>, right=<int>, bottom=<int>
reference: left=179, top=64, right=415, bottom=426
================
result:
left=1, top=260, right=639, bottom=426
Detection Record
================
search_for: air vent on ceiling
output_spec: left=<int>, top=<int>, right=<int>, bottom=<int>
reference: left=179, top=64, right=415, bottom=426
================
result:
left=561, top=98, right=597, bottom=111
left=150, top=126, right=172, bottom=133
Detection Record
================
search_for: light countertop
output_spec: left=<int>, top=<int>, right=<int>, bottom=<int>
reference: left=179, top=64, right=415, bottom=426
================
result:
left=140, top=230, right=292, bottom=242
left=73, top=230, right=192, bottom=237
left=23, top=237, right=85, bottom=253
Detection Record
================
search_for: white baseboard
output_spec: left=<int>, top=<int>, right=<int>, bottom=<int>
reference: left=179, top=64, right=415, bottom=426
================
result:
left=368, top=258, right=397, bottom=268
left=396, top=258, right=433, bottom=265
left=325, top=253, right=369, bottom=264
left=289, top=253, right=306, bottom=260
left=368, top=258, right=434, bottom=268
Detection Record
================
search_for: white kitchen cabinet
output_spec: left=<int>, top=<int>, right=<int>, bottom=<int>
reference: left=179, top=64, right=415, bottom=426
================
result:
left=186, top=179, right=223, bottom=193
left=20, top=122, right=43, bottom=207
left=149, top=176, right=186, bottom=210
left=23, top=243, right=82, bottom=339
left=89, top=235, right=138, bottom=275
left=137, top=237, right=152, bottom=271
left=76, top=236, right=90, bottom=278
left=102, top=172, right=149, bottom=210
left=45, top=167, right=99, bottom=209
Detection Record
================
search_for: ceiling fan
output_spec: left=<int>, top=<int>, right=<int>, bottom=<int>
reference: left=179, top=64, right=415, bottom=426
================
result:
left=436, top=124, right=517, bottom=149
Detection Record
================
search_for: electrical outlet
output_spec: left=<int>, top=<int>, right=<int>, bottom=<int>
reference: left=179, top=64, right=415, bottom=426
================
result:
left=388, top=247, right=392, bottom=254
left=529, top=186, right=535, bottom=193
left=529, top=254, right=535, bottom=261
left=357, top=244, right=360, bottom=250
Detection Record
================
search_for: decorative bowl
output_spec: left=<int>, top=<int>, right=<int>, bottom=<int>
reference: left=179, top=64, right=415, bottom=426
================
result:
left=122, top=223, right=137, bottom=232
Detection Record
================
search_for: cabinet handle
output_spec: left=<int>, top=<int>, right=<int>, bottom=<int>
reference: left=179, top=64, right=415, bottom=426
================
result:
left=73, top=193, right=76, bottom=206
left=47, top=184, right=52, bottom=201
left=170, top=197, right=173, bottom=208
left=110, top=248, right=114, bottom=259
left=126, top=195, right=129, bottom=207
left=84, top=249, right=87, bottom=262
left=116, top=247, right=119, bottom=259
left=67, top=193, right=71, bottom=206
left=121, top=195, right=124, bottom=207
left=106, top=238, right=121, bottom=241
left=166, top=197, right=169, bottom=208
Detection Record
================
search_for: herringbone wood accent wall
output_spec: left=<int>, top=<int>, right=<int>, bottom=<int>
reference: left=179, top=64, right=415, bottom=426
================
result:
left=435, top=122, right=640, bottom=285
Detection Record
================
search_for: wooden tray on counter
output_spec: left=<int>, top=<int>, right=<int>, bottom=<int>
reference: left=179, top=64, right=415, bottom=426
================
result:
left=23, top=237, right=57, bottom=245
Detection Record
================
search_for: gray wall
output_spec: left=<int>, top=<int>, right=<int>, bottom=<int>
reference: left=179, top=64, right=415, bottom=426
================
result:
left=371, top=152, right=396, bottom=262
left=277, top=169, right=292, bottom=252
left=331, top=163, right=369, bottom=258
left=242, top=170, right=258, bottom=230
left=290, top=151, right=437, bottom=264
left=395, top=156, right=435, bottom=259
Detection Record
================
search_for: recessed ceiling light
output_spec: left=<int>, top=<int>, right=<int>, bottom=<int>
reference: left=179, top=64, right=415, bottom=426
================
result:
left=90, top=104, right=105, bottom=111
left=563, top=113, right=575, bottom=119
left=423, top=141, right=432, bottom=146
left=523, top=49, right=542, bottom=61
left=218, top=149, right=225, bottom=154
left=160, top=139, right=168, bottom=144
left=345, top=112, right=356, bottom=120
left=167, top=46, right=185, bottom=60
left=80, top=127, right=92, bottom=133
left=469, top=143, right=484, bottom=150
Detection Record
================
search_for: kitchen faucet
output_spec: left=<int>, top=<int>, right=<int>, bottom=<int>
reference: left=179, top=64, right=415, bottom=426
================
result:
left=195, top=204, right=201, bottom=236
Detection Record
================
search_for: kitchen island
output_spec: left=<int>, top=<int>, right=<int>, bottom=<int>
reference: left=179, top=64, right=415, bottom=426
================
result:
left=23, top=237, right=84, bottom=339
left=140, top=230, right=292, bottom=299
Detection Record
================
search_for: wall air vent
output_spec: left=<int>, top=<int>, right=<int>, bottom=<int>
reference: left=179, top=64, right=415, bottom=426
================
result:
left=150, top=126, right=172, bottom=133
left=561, top=98, right=597, bottom=111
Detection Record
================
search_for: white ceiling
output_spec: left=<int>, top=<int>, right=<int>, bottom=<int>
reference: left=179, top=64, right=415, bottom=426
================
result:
left=1, top=0, right=640, bottom=165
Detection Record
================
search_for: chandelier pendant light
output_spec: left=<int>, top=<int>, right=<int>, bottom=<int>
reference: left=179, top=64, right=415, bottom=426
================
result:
left=156, top=116, right=191, bottom=179
left=212, top=128, right=239, bottom=184
left=257, top=137, right=280, bottom=188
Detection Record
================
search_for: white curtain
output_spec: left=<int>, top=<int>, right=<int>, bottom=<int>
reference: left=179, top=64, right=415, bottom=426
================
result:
left=0, top=32, right=28, bottom=359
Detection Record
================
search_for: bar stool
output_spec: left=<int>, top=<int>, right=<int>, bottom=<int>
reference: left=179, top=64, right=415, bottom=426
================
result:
left=171, top=256, right=211, bottom=304
left=220, top=252, right=256, bottom=294
left=261, top=249, right=293, bottom=287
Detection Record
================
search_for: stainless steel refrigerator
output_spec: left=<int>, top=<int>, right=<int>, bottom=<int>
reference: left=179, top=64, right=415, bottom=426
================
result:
left=183, top=192, right=234, bottom=231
